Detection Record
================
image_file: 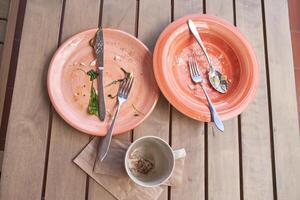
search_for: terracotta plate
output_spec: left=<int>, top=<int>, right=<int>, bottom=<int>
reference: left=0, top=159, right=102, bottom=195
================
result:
left=48, top=28, right=159, bottom=136
left=153, top=14, right=259, bottom=121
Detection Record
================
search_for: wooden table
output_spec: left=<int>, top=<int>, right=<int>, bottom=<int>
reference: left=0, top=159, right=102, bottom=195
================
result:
left=1, top=0, right=300, bottom=199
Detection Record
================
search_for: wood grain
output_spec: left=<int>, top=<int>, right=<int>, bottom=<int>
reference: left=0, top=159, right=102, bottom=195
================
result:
left=173, top=0, right=203, bottom=18
left=44, top=1, right=101, bottom=200
left=0, top=0, right=18, bottom=123
left=133, top=1, right=171, bottom=199
left=0, top=20, right=6, bottom=42
left=137, top=0, right=171, bottom=51
left=0, top=1, right=63, bottom=199
left=207, top=120, right=240, bottom=200
left=171, top=109, right=205, bottom=200
left=0, top=0, right=10, bottom=19
left=0, top=150, right=3, bottom=172
left=101, top=0, right=136, bottom=34
left=0, top=43, right=2, bottom=64
left=206, top=0, right=240, bottom=200
left=235, top=0, right=274, bottom=199
left=171, top=1, right=205, bottom=200
left=101, top=0, right=136, bottom=142
left=206, top=0, right=233, bottom=21
left=88, top=180, right=116, bottom=200
left=0, top=1, right=299, bottom=200
left=264, top=0, right=300, bottom=199
left=88, top=0, right=136, bottom=199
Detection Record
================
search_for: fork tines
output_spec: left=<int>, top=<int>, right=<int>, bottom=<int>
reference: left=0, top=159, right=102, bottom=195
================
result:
left=188, top=56, right=201, bottom=78
left=119, top=76, right=134, bottom=98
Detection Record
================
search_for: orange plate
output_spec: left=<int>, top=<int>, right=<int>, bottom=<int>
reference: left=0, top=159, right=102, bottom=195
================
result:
left=48, top=28, right=159, bottom=136
left=153, top=14, right=259, bottom=121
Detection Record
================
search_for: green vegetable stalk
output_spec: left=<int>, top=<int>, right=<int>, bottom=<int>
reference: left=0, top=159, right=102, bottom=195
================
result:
left=87, top=69, right=98, bottom=81
left=86, top=67, right=132, bottom=116
left=87, top=70, right=99, bottom=116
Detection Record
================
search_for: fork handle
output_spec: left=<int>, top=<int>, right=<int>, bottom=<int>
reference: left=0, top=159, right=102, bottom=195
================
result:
left=200, top=85, right=224, bottom=132
left=96, top=102, right=122, bottom=163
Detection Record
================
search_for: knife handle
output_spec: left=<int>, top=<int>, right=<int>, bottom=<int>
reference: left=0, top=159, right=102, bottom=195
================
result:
left=98, top=68, right=106, bottom=121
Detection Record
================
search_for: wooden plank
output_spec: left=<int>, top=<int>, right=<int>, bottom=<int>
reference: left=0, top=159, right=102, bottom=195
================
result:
left=88, top=181, right=116, bottom=200
left=173, top=0, right=203, bottom=18
left=133, top=1, right=171, bottom=199
left=101, top=0, right=136, bottom=34
left=88, top=0, right=137, bottom=199
left=235, top=0, right=274, bottom=199
left=102, top=0, right=135, bottom=140
left=0, top=150, right=3, bottom=172
left=0, top=0, right=10, bottom=19
left=0, top=0, right=19, bottom=152
left=171, top=109, right=205, bottom=200
left=0, top=1, right=63, bottom=199
left=44, top=1, right=101, bottom=199
left=137, top=0, right=171, bottom=51
left=0, top=43, right=2, bottom=63
left=207, top=120, right=239, bottom=200
left=206, top=1, right=240, bottom=200
left=206, top=0, right=233, bottom=21
left=0, top=0, right=18, bottom=115
left=171, top=1, right=205, bottom=200
left=264, top=0, right=300, bottom=199
left=0, top=20, right=6, bottom=42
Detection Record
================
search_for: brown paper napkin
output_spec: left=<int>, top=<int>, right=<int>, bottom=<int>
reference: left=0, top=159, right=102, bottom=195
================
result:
left=73, top=137, right=186, bottom=200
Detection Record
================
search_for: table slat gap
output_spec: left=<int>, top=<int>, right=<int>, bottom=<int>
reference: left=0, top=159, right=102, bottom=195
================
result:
left=233, top=2, right=244, bottom=200
left=44, top=1, right=101, bottom=199
left=0, top=0, right=63, bottom=199
left=237, top=115, right=244, bottom=200
left=0, top=0, right=21, bottom=150
left=260, top=1, right=279, bottom=198
left=171, top=1, right=205, bottom=200
left=206, top=1, right=240, bottom=200
left=41, top=1, right=67, bottom=198
left=88, top=0, right=136, bottom=198
left=262, top=0, right=300, bottom=199
left=234, top=0, right=276, bottom=199
left=133, top=1, right=172, bottom=199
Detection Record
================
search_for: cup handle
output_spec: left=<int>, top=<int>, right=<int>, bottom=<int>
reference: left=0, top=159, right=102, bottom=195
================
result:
left=173, top=148, right=186, bottom=160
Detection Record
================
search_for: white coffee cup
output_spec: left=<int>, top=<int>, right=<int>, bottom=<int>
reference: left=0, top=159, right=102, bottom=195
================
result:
left=124, top=136, right=186, bottom=187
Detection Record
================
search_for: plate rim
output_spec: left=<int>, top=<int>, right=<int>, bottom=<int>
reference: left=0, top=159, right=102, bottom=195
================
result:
left=153, top=14, right=259, bottom=121
left=47, top=28, right=159, bottom=136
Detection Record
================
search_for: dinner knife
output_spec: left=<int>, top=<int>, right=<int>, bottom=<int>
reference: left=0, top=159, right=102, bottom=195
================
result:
left=94, top=27, right=106, bottom=121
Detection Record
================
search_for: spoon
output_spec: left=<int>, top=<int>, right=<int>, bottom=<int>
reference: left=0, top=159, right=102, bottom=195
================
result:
left=187, top=19, right=228, bottom=93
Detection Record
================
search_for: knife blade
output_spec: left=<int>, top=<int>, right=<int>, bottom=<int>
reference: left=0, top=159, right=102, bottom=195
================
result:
left=94, top=27, right=106, bottom=121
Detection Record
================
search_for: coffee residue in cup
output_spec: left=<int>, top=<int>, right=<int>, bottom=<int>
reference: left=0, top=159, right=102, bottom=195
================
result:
left=128, top=148, right=155, bottom=175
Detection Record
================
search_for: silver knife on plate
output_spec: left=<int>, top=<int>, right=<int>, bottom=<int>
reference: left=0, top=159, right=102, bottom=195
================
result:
left=94, top=27, right=106, bottom=121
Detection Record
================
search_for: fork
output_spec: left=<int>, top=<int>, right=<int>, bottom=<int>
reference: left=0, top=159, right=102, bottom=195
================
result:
left=188, top=57, right=224, bottom=132
left=94, top=76, right=134, bottom=166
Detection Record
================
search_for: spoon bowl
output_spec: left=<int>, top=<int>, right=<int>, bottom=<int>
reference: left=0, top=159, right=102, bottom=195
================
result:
left=153, top=14, right=259, bottom=121
left=209, top=68, right=228, bottom=93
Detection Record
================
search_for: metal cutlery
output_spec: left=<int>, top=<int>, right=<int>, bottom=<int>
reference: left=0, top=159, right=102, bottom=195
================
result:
left=187, top=19, right=228, bottom=94
left=94, top=27, right=106, bottom=121
left=94, top=76, right=134, bottom=166
left=188, top=57, right=224, bottom=132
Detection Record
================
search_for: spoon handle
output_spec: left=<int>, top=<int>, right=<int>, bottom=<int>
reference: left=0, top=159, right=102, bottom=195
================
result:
left=187, top=19, right=213, bottom=67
